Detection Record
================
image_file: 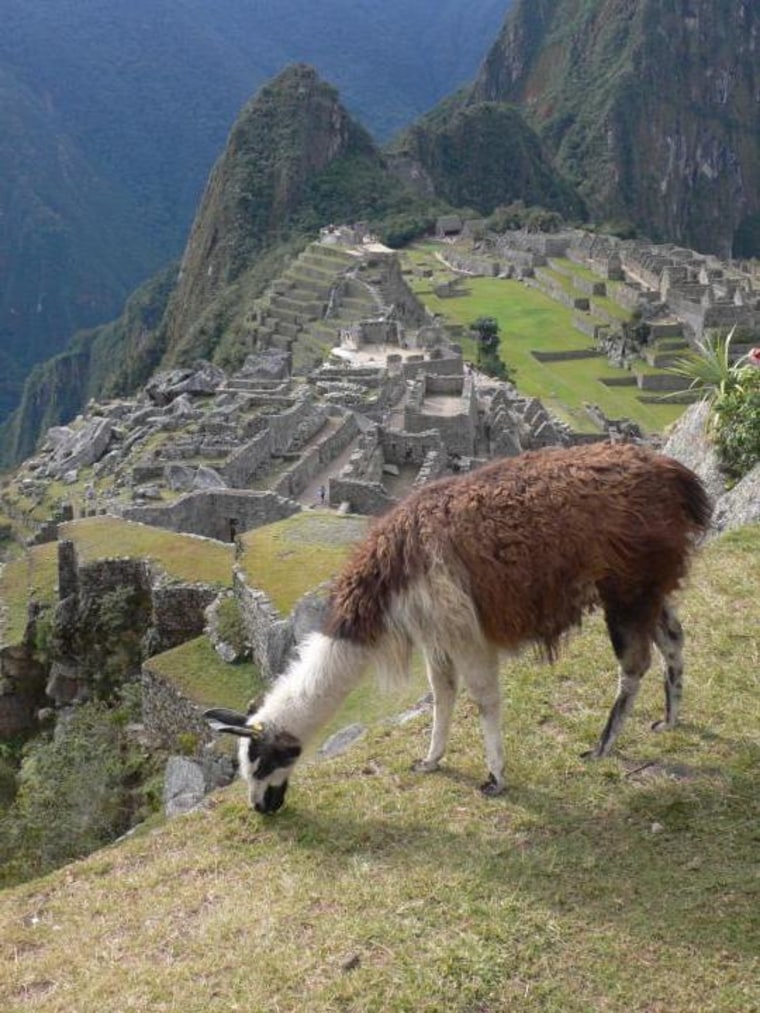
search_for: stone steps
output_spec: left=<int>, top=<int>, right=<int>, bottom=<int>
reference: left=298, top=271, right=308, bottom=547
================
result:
left=644, top=349, right=686, bottom=368
left=270, top=293, right=324, bottom=316
left=339, top=295, right=377, bottom=314
left=634, top=370, right=686, bottom=391
left=649, top=321, right=684, bottom=339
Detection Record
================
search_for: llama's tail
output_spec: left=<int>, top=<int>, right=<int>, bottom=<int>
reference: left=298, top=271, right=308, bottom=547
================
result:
left=667, top=456, right=713, bottom=538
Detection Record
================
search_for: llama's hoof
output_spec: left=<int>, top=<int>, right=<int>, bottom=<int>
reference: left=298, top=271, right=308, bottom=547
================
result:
left=411, top=758, right=439, bottom=774
left=650, top=719, right=671, bottom=733
left=479, top=773, right=505, bottom=797
left=580, top=748, right=602, bottom=760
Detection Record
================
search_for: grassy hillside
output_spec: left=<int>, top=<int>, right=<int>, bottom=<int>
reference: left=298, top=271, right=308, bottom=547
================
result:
left=240, top=512, right=369, bottom=615
left=0, top=526, right=757, bottom=1011
left=404, top=245, right=685, bottom=434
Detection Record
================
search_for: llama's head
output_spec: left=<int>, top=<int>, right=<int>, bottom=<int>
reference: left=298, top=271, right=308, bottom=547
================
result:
left=203, top=707, right=302, bottom=814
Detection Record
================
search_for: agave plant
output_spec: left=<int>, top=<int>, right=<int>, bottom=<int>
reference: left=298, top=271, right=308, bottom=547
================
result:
left=668, top=326, right=760, bottom=477
left=668, top=325, right=743, bottom=403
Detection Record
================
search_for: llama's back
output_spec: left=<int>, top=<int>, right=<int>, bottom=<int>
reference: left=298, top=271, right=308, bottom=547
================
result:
left=327, top=443, right=711, bottom=657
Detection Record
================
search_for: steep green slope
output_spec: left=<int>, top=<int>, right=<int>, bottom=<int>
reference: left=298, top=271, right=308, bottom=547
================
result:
left=0, top=66, right=151, bottom=421
left=0, top=267, right=175, bottom=468
left=391, top=94, right=584, bottom=218
left=0, top=527, right=757, bottom=1009
left=161, top=64, right=436, bottom=367
left=471, top=0, right=760, bottom=255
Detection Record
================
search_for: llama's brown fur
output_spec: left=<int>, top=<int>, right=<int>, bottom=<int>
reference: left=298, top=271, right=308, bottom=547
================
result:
left=327, top=442, right=711, bottom=656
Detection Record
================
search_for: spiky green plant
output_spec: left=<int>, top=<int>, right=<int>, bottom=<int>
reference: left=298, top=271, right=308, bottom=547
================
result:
left=668, top=327, right=760, bottom=477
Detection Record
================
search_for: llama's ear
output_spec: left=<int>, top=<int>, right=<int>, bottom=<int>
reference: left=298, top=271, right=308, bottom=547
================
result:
left=203, top=708, right=263, bottom=739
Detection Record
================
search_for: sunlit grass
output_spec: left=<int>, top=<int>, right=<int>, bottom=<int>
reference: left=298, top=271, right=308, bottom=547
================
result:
left=145, top=636, right=264, bottom=712
left=59, top=516, right=234, bottom=586
left=403, top=246, right=684, bottom=434
left=0, top=542, right=59, bottom=646
left=240, top=511, right=369, bottom=614
left=0, top=529, right=757, bottom=1012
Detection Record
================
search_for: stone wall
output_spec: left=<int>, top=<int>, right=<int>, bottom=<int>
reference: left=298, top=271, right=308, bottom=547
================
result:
left=220, top=431, right=273, bottom=487
left=234, top=571, right=294, bottom=681
left=273, top=414, right=359, bottom=499
left=328, top=476, right=396, bottom=515
left=380, top=429, right=444, bottom=467
left=149, top=582, right=219, bottom=655
left=76, top=556, right=153, bottom=601
left=403, top=373, right=477, bottom=456
left=402, top=353, right=464, bottom=379
left=141, top=663, right=218, bottom=751
left=123, top=490, right=300, bottom=540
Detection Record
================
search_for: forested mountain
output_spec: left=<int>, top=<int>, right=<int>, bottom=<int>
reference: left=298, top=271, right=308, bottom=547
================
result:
left=0, top=0, right=509, bottom=425
left=0, top=65, right=436, bottom=466
left=0, top=65, right=149, bottom=420
left=389, top=95, right=583, bottom=221
left=6, top=1, right=760, bottom=467
left=469, top=0, right=760, bottom=257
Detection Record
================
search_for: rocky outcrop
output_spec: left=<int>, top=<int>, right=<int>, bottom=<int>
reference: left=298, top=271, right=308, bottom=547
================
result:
left=663, top=401, right=760, bottom=537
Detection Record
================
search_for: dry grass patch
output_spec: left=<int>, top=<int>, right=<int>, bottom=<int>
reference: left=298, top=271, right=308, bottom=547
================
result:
left=59, top=517, right=234, bottom=586
left=0, top=543, right=59, bottom=646
left=240, top=512, right=368, bottom=614
left=0, top=529, right=757, bottom=1011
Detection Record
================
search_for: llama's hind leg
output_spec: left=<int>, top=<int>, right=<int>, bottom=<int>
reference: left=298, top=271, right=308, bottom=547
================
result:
left=585, top=612, right=653, bottom=759
left=651, top=600, right=684, bottom=732
left=457, top=643, right=505, bottom=795
left=412, top=649, right=458, bottom=774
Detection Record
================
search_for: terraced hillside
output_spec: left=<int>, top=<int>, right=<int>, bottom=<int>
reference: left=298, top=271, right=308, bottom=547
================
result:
left=403, top=243, right=687, bottom=435
left=246, top=241, right=389, bottom=372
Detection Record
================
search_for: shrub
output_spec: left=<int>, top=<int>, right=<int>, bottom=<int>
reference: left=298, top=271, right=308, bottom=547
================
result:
left=0, top=701, right=157, bottom=886
left=471, top=316, right=516, bottom=382
left=669, top=329, right=760, bottom=478
left=214, top=595, right=248, bottom=660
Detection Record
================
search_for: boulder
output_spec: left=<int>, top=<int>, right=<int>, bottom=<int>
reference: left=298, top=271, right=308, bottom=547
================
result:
left=165, top=463, right=196, bottom=491
left=163, top=756, right=206, bottom=818
left=317, top=723, right=366, bottom=759
left=241, top=349, right=292, bottom=380
left=48, top=417, right=114, bottom=477
left=145, top=361, right=226, bottom=405
left=662, top=401, right=727, bottom=504
left=291, top=585, right=331, bottom=643
left=193, top=466, right=227, bottom=490
left=712, top=463, right=760, bottom=534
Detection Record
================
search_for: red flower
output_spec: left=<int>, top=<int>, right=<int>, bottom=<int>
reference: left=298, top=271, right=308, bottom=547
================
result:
left=748, top=348, right=760, bottom=367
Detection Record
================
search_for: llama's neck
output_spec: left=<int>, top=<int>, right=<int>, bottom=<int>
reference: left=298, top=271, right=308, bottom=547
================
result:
left=256, top=632, right=370, bottom=745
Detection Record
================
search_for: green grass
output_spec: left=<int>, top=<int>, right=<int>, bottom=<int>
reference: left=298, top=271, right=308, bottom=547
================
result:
left=0, top=543, right=59, bottom=646
left=0, top=528, right=757, bottom=1011
left=59, top=517, right=234, bottom=586
left=145, top=636, right=264, bottom=712
left=403, top=247, right=684, bottom=434
left=240, top=512, right=369, bottom=615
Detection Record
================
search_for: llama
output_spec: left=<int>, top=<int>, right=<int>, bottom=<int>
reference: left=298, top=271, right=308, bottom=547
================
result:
left=204, top=442, right=711, bottom=813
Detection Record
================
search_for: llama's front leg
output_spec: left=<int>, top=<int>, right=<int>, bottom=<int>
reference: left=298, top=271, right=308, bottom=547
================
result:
left=412, top=650, right=457, bottom=774
left=585, top=625, right=652, bottom=758
left=460, top=645, right=505, bottom=795
left=651, top=601, right=684, bottom=732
